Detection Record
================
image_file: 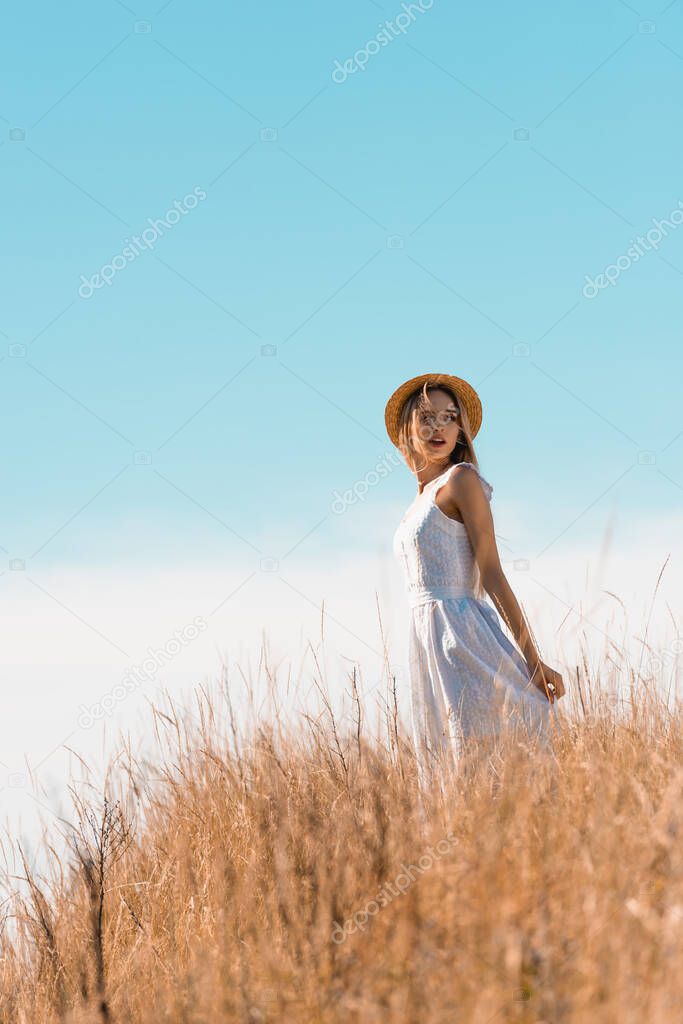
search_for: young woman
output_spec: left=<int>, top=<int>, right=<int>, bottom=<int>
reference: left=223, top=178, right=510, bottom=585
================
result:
left=386, top=372, right=565, bottom=768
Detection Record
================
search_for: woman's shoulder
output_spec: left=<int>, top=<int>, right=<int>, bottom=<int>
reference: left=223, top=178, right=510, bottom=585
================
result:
left=447, top=461, right=493, bottom=501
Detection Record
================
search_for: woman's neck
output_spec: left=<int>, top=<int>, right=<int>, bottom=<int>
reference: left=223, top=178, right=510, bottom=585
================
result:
left=416, top=461, right=451, bottom=494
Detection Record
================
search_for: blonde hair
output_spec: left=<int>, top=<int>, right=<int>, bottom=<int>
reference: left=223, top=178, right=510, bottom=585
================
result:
left=396, top=382, right=479, bottom=474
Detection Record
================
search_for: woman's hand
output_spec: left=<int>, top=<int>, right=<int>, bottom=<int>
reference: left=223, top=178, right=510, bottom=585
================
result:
left=525, top=658, right=565, bottom=704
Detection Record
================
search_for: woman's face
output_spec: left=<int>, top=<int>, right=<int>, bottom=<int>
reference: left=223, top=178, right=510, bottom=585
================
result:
left=411, top=388, right=460, bottom=464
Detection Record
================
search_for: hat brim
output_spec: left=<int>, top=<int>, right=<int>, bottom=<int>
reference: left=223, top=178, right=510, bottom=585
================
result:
left=384, top=373, right=482, bottom=448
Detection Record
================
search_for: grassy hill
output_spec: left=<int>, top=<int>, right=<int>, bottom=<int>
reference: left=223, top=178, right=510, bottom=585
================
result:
left=1, top=669, right=682, bottom=1023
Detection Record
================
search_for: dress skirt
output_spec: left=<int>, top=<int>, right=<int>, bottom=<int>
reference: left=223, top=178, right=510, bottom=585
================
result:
left=408, top=594, right=556, bottom=766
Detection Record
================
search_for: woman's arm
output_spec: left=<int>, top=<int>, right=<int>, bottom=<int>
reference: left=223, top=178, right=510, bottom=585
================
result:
left=437, top=466, right=564, bottom=702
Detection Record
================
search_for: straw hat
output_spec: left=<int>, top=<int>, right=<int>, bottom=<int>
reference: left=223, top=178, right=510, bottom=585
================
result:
left=384, top=372, right=482, bottom=447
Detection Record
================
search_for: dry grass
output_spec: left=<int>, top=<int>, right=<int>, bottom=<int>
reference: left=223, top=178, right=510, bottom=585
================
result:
left=1, top=653, right=682, bottom=1024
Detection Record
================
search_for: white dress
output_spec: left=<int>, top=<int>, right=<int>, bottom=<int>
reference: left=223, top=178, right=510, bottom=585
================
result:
left=393, top=461, right=556, bottom=767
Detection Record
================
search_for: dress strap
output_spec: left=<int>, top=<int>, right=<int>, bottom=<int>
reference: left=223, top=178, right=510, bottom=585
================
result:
left=441, top=461, right=493, bottom=502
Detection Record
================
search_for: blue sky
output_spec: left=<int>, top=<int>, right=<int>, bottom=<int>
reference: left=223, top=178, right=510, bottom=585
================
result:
left=1, top=0, right=682, bottom=568
left=1, top=1, right=682, bottom=840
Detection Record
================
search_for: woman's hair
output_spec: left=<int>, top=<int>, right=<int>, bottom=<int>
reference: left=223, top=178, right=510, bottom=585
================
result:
left=396, top=382, right=479, bottom=474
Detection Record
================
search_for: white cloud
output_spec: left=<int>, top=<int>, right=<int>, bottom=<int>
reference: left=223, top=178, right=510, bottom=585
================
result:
left=1, top=502, right=680, bottom=853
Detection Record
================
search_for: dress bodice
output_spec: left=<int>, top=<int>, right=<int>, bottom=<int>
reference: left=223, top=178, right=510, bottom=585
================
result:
left=392, top=462, right=493, bottom=603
